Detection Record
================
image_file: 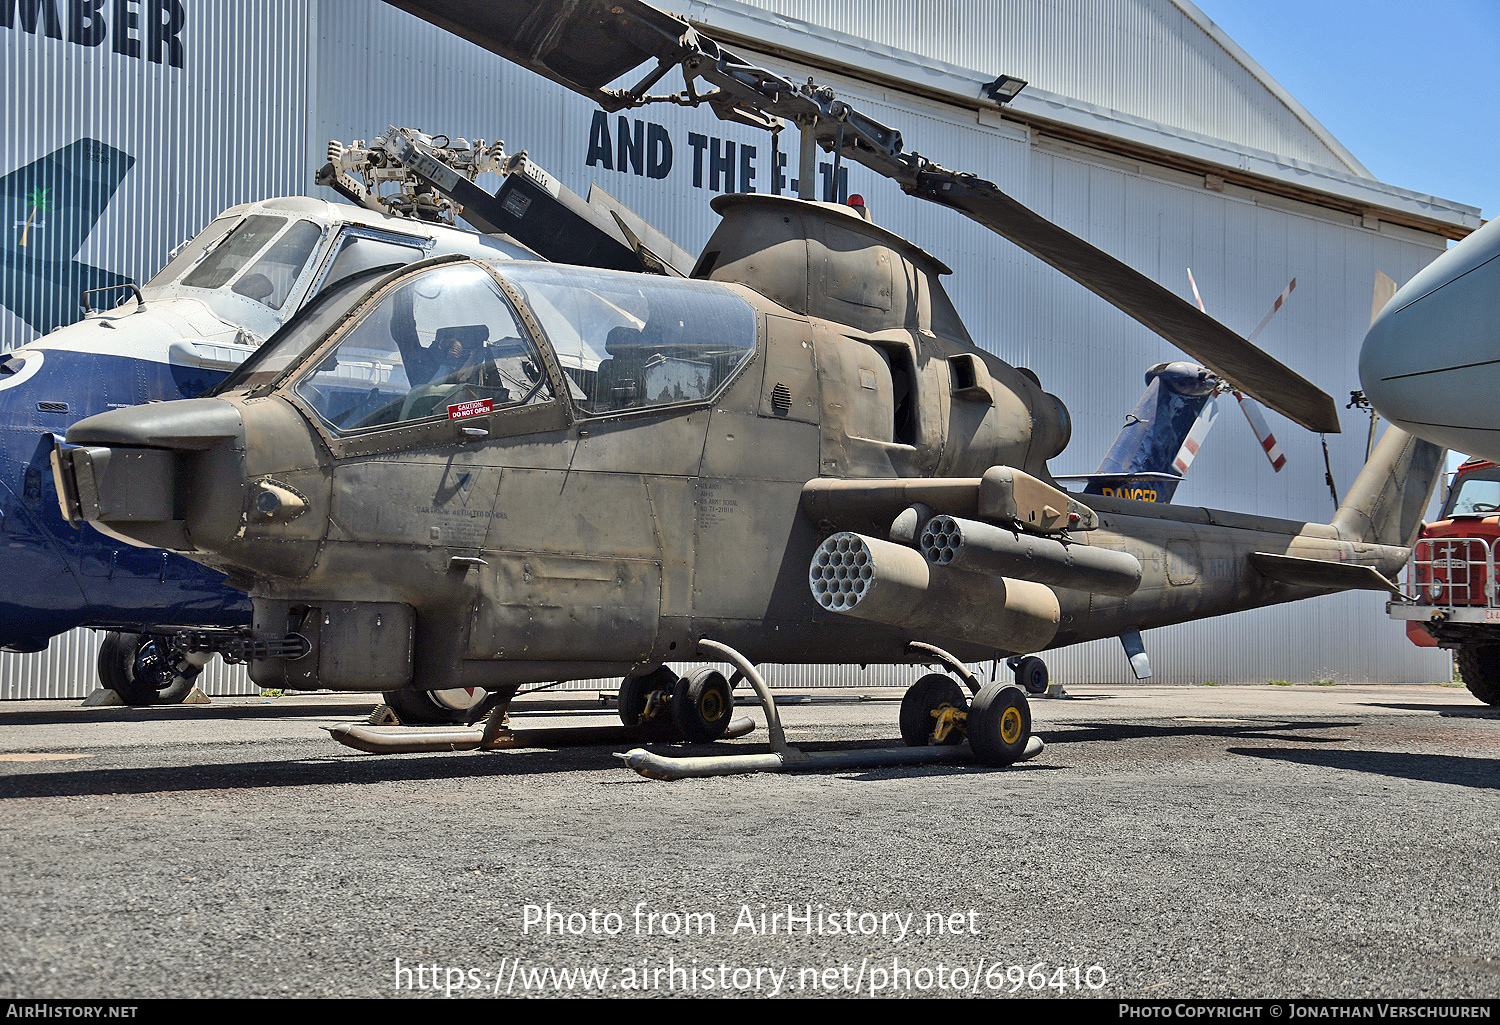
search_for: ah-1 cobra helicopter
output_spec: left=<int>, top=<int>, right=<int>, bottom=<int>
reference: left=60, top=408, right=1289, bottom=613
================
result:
left=50, top=0, right=1443, bottom=775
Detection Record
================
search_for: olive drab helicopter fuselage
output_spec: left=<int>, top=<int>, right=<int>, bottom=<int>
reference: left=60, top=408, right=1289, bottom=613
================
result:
left=50, top=0, right=1445, bottom=771
left=54, top=192, right=1438, bottom=757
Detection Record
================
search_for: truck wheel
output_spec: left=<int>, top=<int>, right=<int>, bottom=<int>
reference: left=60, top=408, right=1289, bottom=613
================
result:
left=97, top=632, right=200, bottom=706
left=1455, top=644, right=1500, bottom=705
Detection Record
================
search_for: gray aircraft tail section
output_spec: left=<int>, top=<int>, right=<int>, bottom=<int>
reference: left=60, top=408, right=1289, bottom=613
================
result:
left=1330, top=425, right=1446, bottom=547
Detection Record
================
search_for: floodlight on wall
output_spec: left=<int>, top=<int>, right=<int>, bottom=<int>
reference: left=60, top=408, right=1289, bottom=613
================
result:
left=983, top=75, right=1027, bottom=105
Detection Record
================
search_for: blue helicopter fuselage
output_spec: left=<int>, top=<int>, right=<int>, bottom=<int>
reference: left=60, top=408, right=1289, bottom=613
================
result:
left=0, top=196, right=535, bottom=651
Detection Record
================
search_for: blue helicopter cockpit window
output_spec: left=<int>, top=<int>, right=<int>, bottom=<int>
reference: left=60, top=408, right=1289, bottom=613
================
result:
left=144, top=214, right=241, bottom=291
left=293, top=263, right=555, bottom=433
left=230, top=219, right=323, bottom=309
left=181, top=215, right=287, bottom=290
left=496, top=263, right=757, bottom=416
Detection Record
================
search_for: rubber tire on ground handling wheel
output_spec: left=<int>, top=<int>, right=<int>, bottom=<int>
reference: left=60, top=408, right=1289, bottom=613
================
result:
left=672, top=667, right=734, bottom=743
left=97, top=631, right=201, bottom=706
left=618, top=666, right=679, bottom=729
left=899, top=673, right=968, bottom=747
left=1012, top=655, right=1049, bottom=695
left=1456, top=644, right=1500, bottom=705
left=382, top=687, right=489, bottom=725
left=967, top=682, right=1033, bottom=766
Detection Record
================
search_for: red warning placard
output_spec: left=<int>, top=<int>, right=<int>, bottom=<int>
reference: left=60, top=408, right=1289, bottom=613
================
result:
left=448, top=398, right=494, bottom=420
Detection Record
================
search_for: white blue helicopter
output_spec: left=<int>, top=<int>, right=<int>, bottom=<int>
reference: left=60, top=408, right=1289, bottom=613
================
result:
left=0, top=134, right=539, bottom=715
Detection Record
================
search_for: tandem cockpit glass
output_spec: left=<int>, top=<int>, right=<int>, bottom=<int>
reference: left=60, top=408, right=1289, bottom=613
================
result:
left=497, top=263, right=757, bottom=416
left=288, top=260, right=758, bottom=438
left=294, top=262, right=555, bottom=434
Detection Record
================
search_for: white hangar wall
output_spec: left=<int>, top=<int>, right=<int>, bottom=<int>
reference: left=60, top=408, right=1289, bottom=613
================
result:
left=0, top=0, right=1464, bottom=694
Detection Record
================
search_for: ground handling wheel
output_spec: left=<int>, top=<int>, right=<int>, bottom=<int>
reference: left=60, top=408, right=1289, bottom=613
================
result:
left=672, top=668, right=734, bottom=743
left=967, top=682, right=1033, bottom=766
left=97, top=631, right=202, bottom=706
left=383, top=687, right=489, bottom=725
left=1011, top=655, right=1049, bottom=695
left=1456, top=644, right=1500, bottom=705
left=617, top=666, right=679, bottom=731
left=899, top=673, right=968, bottom=746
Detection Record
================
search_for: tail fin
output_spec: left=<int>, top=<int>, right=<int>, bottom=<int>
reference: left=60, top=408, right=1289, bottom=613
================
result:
left=1330, top=425, right=1445, bottom=546
left=1055, top=361, right=1215, bottom=503
left=1, top=139, right=134, bottom=333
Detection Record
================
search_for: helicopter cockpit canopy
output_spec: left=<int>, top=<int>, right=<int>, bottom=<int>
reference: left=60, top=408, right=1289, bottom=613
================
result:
left=121, top=198, right=535, bottom=355
left=142, top=212, right=330, bottom=331
left=499, top=262, right=757, bottom=415
left=257, top=259, right=757, bottom=441
left=295, top=262, right=557, bottom=434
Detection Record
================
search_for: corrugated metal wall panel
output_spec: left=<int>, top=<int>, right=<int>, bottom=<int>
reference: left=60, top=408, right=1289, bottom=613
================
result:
left=0, top=627, right=254, bottom=700
left=715, top=0, right=1354, bottom=173
left=0, top=0, right=1453, bottom=700
left=1, top=0, right=314, bottom=352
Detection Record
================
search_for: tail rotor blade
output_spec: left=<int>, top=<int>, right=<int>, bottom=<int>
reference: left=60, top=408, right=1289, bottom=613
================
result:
left=1370, top=270, right=1397, bottom=328
left=1235, top=392, right=1287, bottom=472
left=1172, top=396, right=1221, bottom=475
left=1244, top=277, right=1297, bottom=344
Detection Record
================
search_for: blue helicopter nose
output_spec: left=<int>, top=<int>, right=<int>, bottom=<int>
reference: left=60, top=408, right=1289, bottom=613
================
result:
left=1359, top=218, right=1500, bottom=455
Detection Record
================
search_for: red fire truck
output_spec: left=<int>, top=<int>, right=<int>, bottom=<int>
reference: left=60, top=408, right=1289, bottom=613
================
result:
left=1389, top=458, right=1500, bottom=704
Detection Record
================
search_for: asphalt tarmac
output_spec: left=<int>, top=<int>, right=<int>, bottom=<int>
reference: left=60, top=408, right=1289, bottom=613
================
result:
left=0, top=681, right=1495, bottom=1000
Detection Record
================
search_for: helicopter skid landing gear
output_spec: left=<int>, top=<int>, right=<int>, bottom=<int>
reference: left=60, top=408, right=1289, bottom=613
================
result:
left=328, top=669, right=754, bottom=754
left=326, top=705, right=756, bottom=754
left=618, top=639, right=1044, bottom=780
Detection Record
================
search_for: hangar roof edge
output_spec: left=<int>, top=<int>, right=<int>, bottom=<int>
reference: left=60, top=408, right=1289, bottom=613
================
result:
left=669, top=0, right=1480, bottom=239
left=1166, top=0, right=1372, bottom=181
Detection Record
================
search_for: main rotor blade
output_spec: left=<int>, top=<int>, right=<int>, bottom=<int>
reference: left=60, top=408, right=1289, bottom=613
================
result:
left=909, top=172, right=1341, bottom=433
left=383, top=0, right=691, bottom=109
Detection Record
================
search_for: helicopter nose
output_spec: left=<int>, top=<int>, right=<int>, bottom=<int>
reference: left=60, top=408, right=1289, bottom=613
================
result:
left=1359, top=219, right=1500, bottom=453
left=55, top=398, right=245, bottom=551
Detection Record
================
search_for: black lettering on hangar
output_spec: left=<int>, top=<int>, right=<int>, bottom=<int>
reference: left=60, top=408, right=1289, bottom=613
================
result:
left=3, top=0, right=187, bottom=69
left=585, top=109, right=848, bottom=202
